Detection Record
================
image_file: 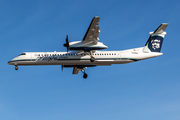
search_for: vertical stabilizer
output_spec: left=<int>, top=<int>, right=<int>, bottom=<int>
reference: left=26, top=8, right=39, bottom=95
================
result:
left=143, top=23, right=168, bottom=53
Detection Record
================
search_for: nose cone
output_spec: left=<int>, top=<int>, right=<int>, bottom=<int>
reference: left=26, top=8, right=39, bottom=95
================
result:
left=8, top=59, right=16, bottom=65
left=8, top=60, right=13, bottom=65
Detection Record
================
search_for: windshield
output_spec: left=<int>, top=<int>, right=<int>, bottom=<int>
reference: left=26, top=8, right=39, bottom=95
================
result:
left=18, top=53, right=26, bottom=56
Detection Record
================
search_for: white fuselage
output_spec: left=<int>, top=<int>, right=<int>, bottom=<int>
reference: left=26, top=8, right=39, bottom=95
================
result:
left=8, top=47, right=162, bottom=66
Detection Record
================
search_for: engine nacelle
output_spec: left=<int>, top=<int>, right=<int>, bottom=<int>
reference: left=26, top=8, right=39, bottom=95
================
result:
left=69, top=41, right=108, bottom=51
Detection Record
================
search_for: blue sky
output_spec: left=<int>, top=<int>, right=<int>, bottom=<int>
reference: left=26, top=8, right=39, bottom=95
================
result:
left=1, top=0, right=180, bottom=120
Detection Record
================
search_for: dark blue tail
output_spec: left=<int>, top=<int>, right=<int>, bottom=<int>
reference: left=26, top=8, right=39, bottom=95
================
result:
left=143, top=23, right=168, bottom=53
left=146, top=35, right=164, bottom=52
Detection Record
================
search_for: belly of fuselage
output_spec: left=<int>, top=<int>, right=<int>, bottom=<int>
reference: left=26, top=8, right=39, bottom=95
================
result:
left=13, top=58, right=134, bottom=66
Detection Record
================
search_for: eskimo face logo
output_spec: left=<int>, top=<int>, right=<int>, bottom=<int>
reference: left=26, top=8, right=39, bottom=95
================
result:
left=151, top=39, right=161, bottom=50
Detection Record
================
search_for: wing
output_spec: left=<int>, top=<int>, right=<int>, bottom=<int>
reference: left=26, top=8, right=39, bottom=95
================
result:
left=82, top=17, right=100, bottom=44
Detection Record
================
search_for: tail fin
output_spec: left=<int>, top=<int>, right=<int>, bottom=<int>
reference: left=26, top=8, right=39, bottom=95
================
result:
left=143, top=23, right=168, bottom=53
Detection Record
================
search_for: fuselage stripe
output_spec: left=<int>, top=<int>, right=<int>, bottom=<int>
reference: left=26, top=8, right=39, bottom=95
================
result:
left=9, top=58, right=140, bottom=63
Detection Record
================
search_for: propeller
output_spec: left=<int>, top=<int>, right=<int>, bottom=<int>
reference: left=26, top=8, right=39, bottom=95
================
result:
left=61, top=65, right=64, bottom=71
left=63, top=35, right=69, bottom=53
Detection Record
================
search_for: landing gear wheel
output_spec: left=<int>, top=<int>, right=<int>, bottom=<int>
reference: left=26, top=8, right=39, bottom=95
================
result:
left=90, top=57, right=95, bottom=62
left=15, top=65, right=18, bottom=70
left=83, top=73, right=88, bottom=79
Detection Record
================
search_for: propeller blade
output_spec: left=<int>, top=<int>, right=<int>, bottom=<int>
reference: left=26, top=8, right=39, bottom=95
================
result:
left=63, top=35, right=70, bottom=54
left=63, top=35, right=69, bottom=47
left=65, top=35, right=69, bottom=53
left=66, top=35, right=69, bottom=47
left=61, top=65, right=64, bottom=71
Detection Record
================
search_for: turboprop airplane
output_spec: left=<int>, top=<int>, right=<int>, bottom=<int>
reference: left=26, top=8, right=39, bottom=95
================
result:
left=8, top=17, right=168, bottom=79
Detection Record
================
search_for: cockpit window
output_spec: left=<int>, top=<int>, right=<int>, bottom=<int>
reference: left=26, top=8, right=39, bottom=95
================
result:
left=18, top=53, right=26, bottom=56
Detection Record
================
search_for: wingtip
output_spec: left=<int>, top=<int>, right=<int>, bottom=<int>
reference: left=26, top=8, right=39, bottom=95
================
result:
left=94, top=16, right=100, bottom=18
left=161, top=23, right=169, bottom=25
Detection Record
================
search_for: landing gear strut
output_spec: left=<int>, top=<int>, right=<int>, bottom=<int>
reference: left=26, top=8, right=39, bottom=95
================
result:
left=89, top=51, right=95, bottom=62
left=15, top=65, right=18, bottom=70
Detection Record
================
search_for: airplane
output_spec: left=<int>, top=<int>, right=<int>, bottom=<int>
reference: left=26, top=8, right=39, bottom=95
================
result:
left=8, top=17, right=168, bottom=79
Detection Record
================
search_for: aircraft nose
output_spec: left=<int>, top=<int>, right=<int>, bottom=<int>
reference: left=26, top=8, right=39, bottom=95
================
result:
left=8, top=60, right=14, bottom=65
left=8, top=60, right=11, bottom=65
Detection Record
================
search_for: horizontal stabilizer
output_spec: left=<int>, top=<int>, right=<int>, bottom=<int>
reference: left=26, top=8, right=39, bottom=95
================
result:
left=154, top=23, right=169, bottom=34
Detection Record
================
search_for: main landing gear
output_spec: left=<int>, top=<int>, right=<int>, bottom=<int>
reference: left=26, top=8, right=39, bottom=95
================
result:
left=90, top=57, right=95, bottom=62
left=64, top=65, right=89, bottom=79
left=15, top=65, right=18, bottom=70
left=89, top=51, right=95, bottom=62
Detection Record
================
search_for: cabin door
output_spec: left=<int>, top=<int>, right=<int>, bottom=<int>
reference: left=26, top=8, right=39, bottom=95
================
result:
left=117, top=52, right=121, bottom=60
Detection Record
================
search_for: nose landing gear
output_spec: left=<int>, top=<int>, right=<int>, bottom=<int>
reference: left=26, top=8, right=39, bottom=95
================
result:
left=83, top=73, right=88, bottom=79
left=15, top=65, right=18, bottom=70
left=81, top=69, right=88, bottom=79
